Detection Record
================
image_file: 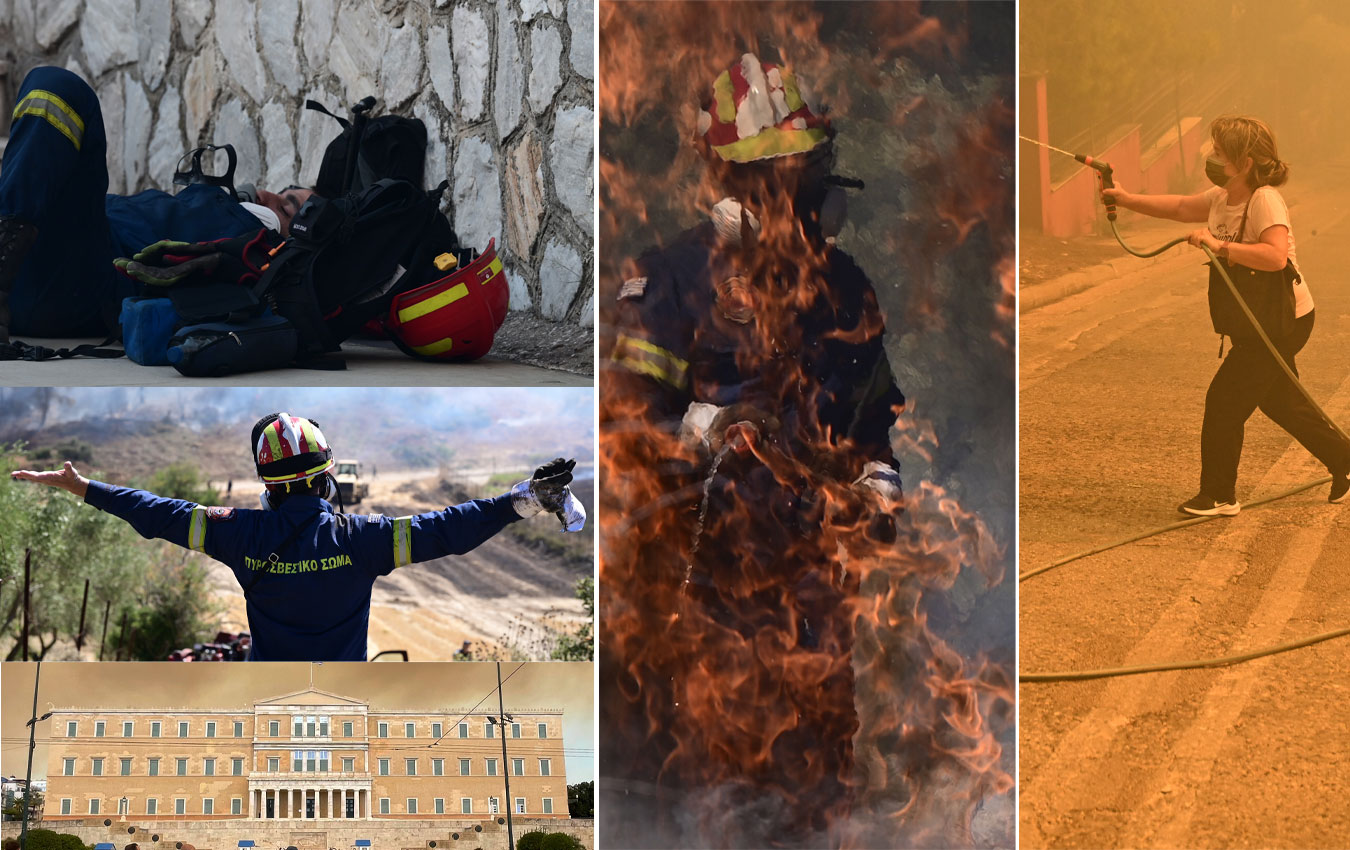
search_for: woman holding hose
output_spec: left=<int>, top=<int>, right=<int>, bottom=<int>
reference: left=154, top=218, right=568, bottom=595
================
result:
left=1102, top=115, right=1350, bottom=515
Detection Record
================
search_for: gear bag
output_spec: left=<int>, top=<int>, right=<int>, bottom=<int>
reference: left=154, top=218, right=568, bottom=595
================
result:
left=306, top=97, right=427, bottom=198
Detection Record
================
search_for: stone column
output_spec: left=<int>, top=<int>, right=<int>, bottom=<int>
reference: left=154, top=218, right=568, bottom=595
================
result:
left=329, top=788, right=336, bottom=819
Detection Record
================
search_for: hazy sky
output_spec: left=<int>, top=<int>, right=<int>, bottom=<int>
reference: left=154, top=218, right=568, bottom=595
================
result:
left=1, top=662, right=593, bottom=783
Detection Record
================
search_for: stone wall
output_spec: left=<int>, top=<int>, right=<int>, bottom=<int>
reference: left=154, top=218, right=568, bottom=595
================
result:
left=2, top=816, right=595, bottom=849
left=0, top=0, right=595, bottom=326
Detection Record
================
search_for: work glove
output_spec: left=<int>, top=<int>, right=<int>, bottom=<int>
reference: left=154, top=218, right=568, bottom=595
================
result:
left=113, top=229, right=284, bottom=287
left=510, top=458, right=586, bottom=531
left=707, top=403, right=780, bottom=453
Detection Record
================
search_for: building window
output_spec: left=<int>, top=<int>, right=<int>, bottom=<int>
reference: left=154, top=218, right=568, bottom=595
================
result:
left=120, top=758, right=132, bottom=776
left=432, top=759, right=444, bottom=777
left=513, top=758, right=524, bottom=776
left=432, top=722, right=442, bottom=738
left=148, top=758, right=159, bottom=777
left=343, top=721, right=353, bottom=737
left=378, top=758, right=389, bottom=776
left=147, top=799, right=157, bottom=815
left=62, top=758, right=74, bottom=776
left=306, top=716, right=317, bottom=737
left=292, top=751, right=302, bottom=771
left=95, top=721, right=105, bottom=737
left=461, top=798, right=472, bottom=815
left=515, top=798, right=526, bottom=814
left=538, top=723, right=548, bottom=739
left=407, top=798, right=418, bottom=815
left=319, top=717, right=329, bottom=736
left=178, top=721, right=188, bottom=738
left=458, top=722, right=468, bottom=738
left=485, top=722, right=495, bottom=739
left=60, top=799, right=71, bottom=815
left=405, top=759, right=417, bottom=776
left=176, top=758, right=188, bottom=776
left=66, top=721, right=77, bottom=737
left=511, top=723, right=521, bottom=738
left=232, top=758, right=243, bottom=776
left=231, top=798, right=242, bottom=815
left=379, top=798, right=390, bottom=815
left=270, top=720, right=280, bottom=737
left=306, top=751, right=316, bottom=772
left=175, top=799, right=186, bottom=815
left=342, top=757, right=354, bottom=772
left=434, top=798, right=445, bottom=815
left=405, top=722, right=415, bottom=738
left=489, top=797, right=499, bottom=814
left=293, top=716, right=303, bottom=737
left=486, top=758, right=497, bottom=777
left=542, top=798, right=553, bottom=815
left=123, top=721, right=134, bottom=737
left=234, top=721, right=244, bottom=738
left=92, top=758, right=103, bottom=776
left=204, top=758, right=215, bottom=776
left=151, top=721, right=161, bottom=738
left=539, top=759, right=551, bottom=777
left=89, top=799, right=100, bottom=815
left=268, top=758, right=279, bottom=772
left=319, top=751, right=330, bottom=772
left=459, top=758, right=471, bottom=776
left=378, top=722, right=388, bottom=738
left=203, top=798, right=214, bottom=815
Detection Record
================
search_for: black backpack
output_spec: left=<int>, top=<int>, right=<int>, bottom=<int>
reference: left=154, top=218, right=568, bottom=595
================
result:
left=306, top=97, right=428, bottom=197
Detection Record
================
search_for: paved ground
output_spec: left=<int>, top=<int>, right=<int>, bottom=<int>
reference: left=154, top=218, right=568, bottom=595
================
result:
left=1019, top=168, right=1350, bottom=848
left=0, top=333, right=589, bottom=387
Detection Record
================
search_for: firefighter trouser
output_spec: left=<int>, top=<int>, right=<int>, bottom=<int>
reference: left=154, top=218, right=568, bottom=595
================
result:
left=0, top=66, right=122, bottom=336
left=1199, top=310, right=1350, bottom=502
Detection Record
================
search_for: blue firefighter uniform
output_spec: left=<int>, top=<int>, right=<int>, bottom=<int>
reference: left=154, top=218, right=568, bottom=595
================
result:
left=0, top=66, right=263, bottom=335
left=83, top=480, right=522, bottom=661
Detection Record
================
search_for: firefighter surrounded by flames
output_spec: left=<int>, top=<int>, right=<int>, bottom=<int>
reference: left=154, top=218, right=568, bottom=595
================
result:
left=602, top=53, right=905, bottom=844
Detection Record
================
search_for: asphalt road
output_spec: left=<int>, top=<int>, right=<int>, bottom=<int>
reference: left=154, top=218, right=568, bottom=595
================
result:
left=0, top=336, right=589, bottom=387
left=1019, top=174, right=1350, bottom=848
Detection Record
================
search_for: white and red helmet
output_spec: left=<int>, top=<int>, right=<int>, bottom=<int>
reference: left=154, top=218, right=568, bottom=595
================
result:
left=252, top=412, right=334, bottom=485
left=698, top=53, right=832, bottom=164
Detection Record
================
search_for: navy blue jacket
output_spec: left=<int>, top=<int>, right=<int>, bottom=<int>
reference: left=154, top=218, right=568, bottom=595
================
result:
left=84, top=481, right=522, bottom=661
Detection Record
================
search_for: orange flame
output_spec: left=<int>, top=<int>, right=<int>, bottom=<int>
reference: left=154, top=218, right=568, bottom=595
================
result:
left=599, top=3, right=1014, bottom=847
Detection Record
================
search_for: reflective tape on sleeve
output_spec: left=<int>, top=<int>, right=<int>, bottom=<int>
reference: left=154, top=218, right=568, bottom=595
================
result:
left=392, top=517, right=413, bottom=568
left=611, top=334, right=690, bottom=389
left=188, top=507, right=207, bottom=553
left=11, top=89, right=85, bottom=151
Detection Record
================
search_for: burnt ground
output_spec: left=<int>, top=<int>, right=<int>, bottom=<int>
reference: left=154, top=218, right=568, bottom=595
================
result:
left=491, top=312, right=595, bottom=376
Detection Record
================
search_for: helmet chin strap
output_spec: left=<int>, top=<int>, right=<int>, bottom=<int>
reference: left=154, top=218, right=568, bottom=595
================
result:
left=257, top=473, right=345, bottom=514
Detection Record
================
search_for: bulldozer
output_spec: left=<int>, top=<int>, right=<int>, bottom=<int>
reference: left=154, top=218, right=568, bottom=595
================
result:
left=334, top=459, right=369, bottom=505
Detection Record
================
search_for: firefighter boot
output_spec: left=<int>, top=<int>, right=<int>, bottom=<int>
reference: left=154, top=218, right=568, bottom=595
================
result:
left=0, top=216, right=39, bottom=343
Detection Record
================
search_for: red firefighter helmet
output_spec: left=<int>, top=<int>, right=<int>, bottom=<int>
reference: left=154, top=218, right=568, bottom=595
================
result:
left=253, top=412, right=334, bottom=484
left=699, top=53, right=832, bottom=163
left=385, top=238, right=510, bottom=361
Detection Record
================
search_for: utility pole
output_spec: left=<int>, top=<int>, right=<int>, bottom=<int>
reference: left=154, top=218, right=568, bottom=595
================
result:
left=22, top=660, right=53, bottom=849
left=492, top=662, right=515, bottom=850
left=22, top=549, right=31, bottom=661
left=75, top=579, right=90, bottom=651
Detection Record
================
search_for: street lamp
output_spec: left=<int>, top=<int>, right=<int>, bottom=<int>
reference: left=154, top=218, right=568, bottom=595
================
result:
left=22, top=660, right=53, bottom=849
left=485, top=663, right=515, bottom=850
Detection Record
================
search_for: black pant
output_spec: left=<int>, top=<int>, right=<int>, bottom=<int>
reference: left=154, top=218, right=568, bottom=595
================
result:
left=1200, top=310, right=1350, bottom=502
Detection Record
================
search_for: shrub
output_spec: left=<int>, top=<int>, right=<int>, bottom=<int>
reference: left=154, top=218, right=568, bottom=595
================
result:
left=539, top=833, right=584, bottom=850
left=514, top=832, right=549, bottom=850
left=23, top=829, right=89, bottom=850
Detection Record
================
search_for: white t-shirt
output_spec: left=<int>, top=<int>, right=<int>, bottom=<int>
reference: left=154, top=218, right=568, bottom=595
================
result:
left=1204, top=184, right=1312, bottom=317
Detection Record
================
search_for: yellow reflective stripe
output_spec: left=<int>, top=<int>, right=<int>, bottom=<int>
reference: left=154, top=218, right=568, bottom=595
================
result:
left=612, top=334, right=689, bottom=389
left=11, top=89, right=86, bottom=151
left=397, top=283, right=469, bottom=324
left=712, top=126, right=829, bottom=163
left=712, top=70, right=737, bottom=123
left=259, top=460, right=332, bottom=483
left=781, top=72, right=805, bottom=112
left=412, top=337, right=455, bottom=356
left=263, top=424, right=284, bottom=466
left=392, top=517, right=413, bottom=568
left=188, top=507, right=207, bottom=553
left=479, top=257, right=503, bottom=283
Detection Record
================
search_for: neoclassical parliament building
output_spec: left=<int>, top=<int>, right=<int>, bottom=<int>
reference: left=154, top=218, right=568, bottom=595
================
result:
left=42, top=687, right=570, bottom=824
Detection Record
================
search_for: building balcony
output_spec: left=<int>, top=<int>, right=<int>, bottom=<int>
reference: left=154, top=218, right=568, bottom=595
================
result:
left=249, top=772, right=371, bottom=782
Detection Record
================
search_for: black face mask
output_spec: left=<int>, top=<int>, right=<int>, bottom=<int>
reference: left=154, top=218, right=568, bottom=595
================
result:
left=1205, top=157, right=1231, bottom=188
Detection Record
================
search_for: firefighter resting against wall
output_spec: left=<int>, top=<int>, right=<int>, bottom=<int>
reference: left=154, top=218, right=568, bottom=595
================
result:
left=602, top=53, right=905, bottom=838
left=11, top=412, right=586, bottom=661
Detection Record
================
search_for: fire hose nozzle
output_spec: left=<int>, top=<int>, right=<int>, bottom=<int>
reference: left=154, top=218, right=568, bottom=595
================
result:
left=1076, top=154, right=1118, bottom=221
